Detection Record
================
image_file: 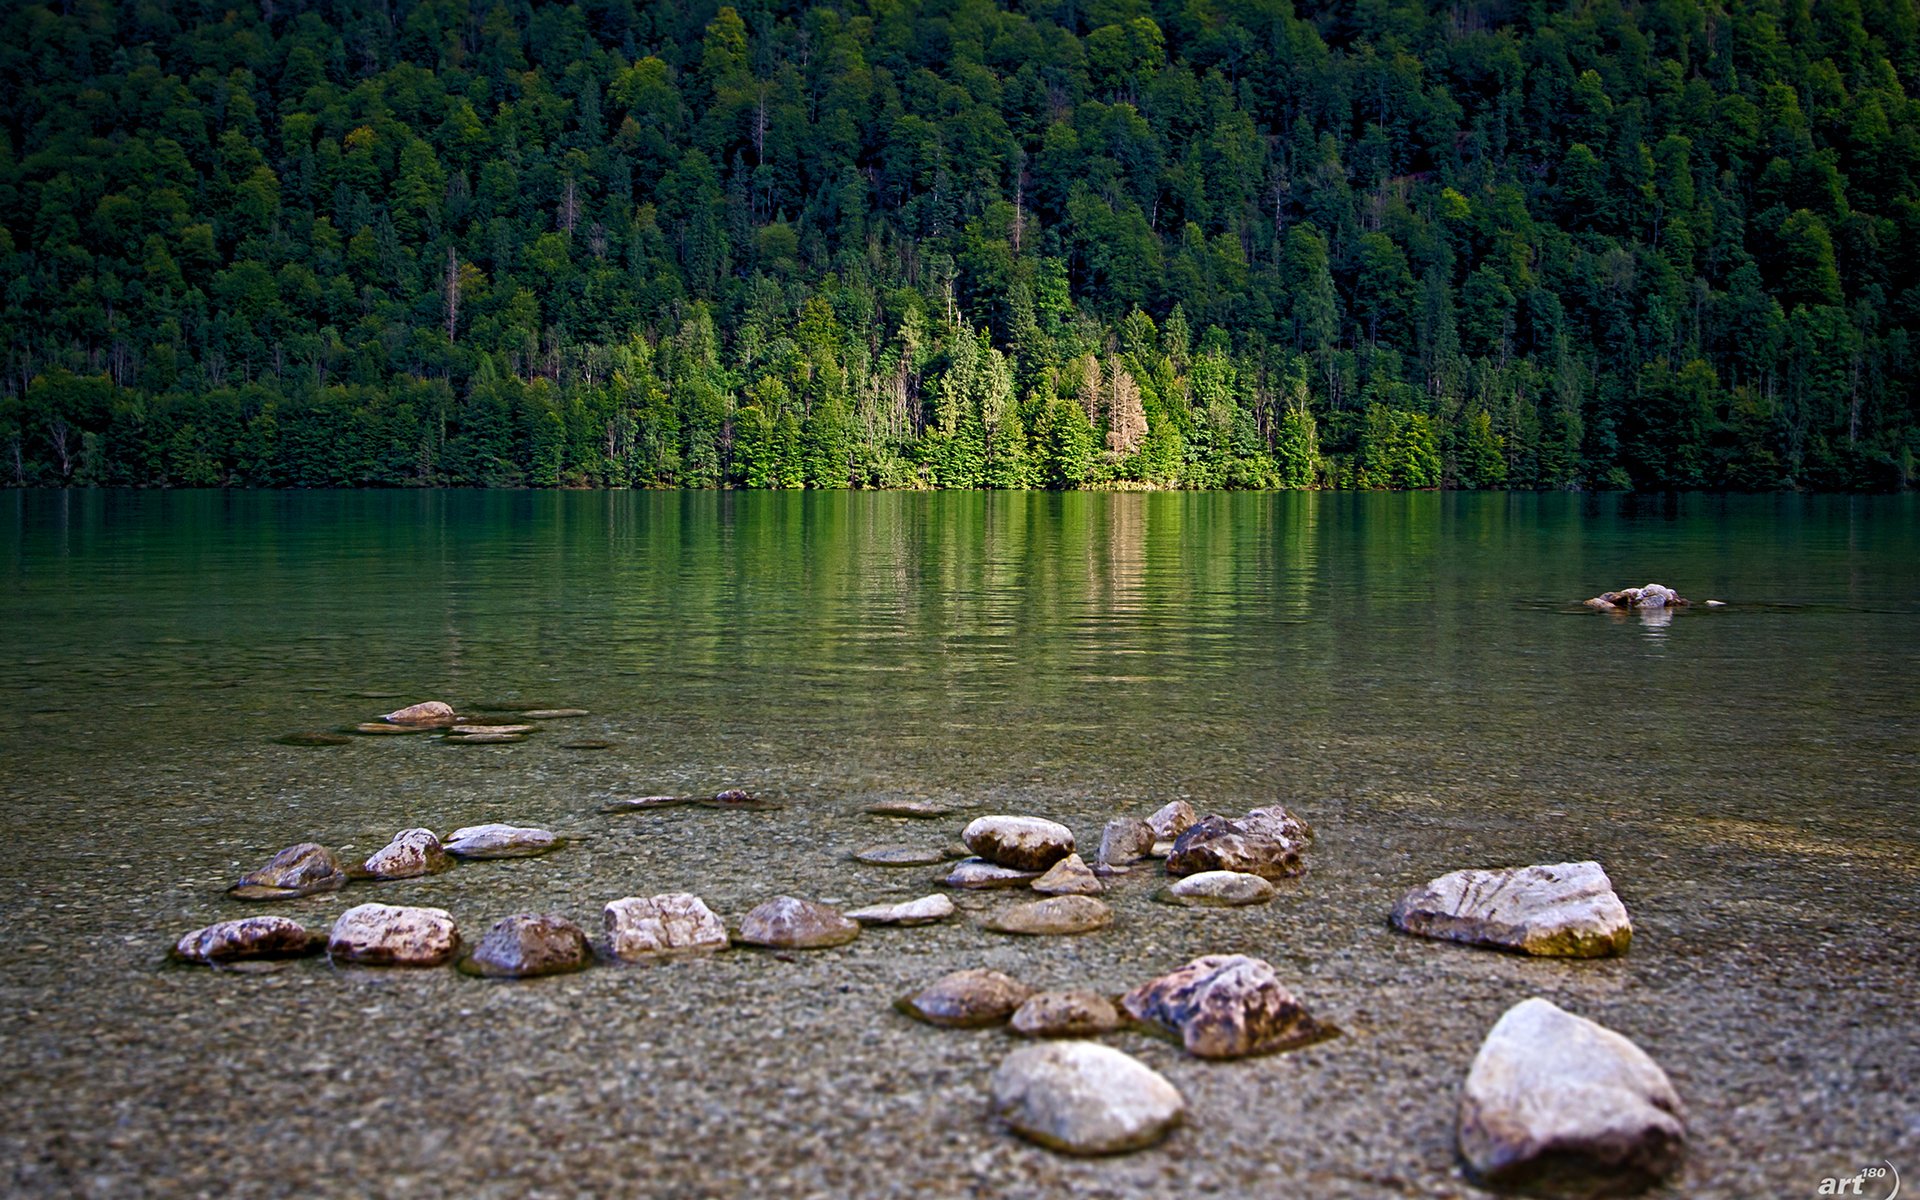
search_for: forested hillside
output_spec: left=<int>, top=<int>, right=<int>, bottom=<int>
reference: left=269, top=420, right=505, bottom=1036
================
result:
left=1, top=0, right=1915, bottom=489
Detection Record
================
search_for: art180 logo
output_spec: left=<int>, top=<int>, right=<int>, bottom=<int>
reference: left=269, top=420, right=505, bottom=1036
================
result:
left=1818, top=1161, right=1901, bottom=1198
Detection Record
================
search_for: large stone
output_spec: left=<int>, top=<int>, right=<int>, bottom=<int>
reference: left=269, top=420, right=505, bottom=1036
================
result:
left=228, top=842, right=347, bottom=900
left=962, top=816, right=1075, bottom=871
left=1164, top=812, right=1306, bottom=880
left=463, top=913, right=592, bottom=978
left=1391, top=861, right=1632, bottom=958
left=604, top=893, right=730, bottom=958
left=845, top=894, right=955, bottom=926
left=328, top=903, right=459, bottom=966
left=1031, top=853, right=1102, bottom=896
left=945, top=857, right=1041, bottom=889
left=1097, top=819, right=1155, bottom=868
left=1459, top=998, right=1686, bottom=1194
left=173, top=916, right=321, bottom=964
left=1122, top=954, right=1326, bottom=1059
left=1584, top=584, right=1692, bottom=611
left=991, top=1042, right=1185, bottom=1156
left=1162, top=870, right=1276, bottom=907
left=1010, top=990, right=1125, bottom=1038
left=1239, top=804, right=1312, bottom=844
left=442, top=823, right=562, bottom=859
left=382, top=700, right=456, bottom=725
left=895, top=968, right=1033, bottom=1028
left=362, top=828, right=452, bottom=880
left=1144, top=801, right=1197, bottom=842
left=736, top=897, right=860, bottom=949
left=983, top=895, right=1113, bottom=936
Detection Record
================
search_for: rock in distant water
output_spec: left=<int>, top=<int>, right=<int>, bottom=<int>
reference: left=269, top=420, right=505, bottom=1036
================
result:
left=353, top=722, right=430, bottom=736
left=462, top=913, right=592, bottom=978
left=991, top=1042, right=1185, bottom=1155
left=864, top=800, right=953, bottom=819
left=604, top=893, right=729, bottom=958
left=450, top=723, right=535, bottom=736
left=174, top=916, right=321, bottom=964
left=442, top=732, right=525, bottom=744
left=1122, top=954, right=1326, bottom=1059
left=1584, top=583, right=1692, bottom=611
left=1459, top=998, right=1686, bottom=1194
left=1097, top=819, right=1155, bottom=869
left=1010, top=990, right=1125, bottom=1038
left=600, top=794, right=687, bottom=813
left=442, top=824, right=562, bottom=859
left=520, top=708, right=589, bottom=719
left=736, top=897, right=860, bottom=949
left=328, top=903, right=459, bottom=966
left=382, top=701, right=456, bottom=725
left=1031, top=853, right=1103, bottom=895
left=962, top=816, right=1075, bottom=871
left=1164, top=809, right=1307, bottom=880
left=362, top=828, right=452, bottom=880
left=1145, top=801, right=1197, bottom=843
left=228, top=842, right=347, bottom=900
left=983, top=895, right=1113, bottom=936
left=853, top=844, right=951, bottom=867
left=945, top=857, right=1042, bottom=889
left=895, top=968, right=1033, bottom=1027
left=1391, top=861, right=1632, bottom=958
left=1161, top=870, right=1276, bottom=907
left=699, top=789, right=783, bottom=811
left=846, top=894, right=955, bottom=926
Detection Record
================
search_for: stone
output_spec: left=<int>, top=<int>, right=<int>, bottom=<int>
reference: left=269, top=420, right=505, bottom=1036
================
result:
left=1031, top=853, right=1103, bottom=895
left=698, top=789, right=783, bottom=811
left=864, top=800, right=952, bottom=819
left=1148, top=840, right=1175, bottom=858
left=944, top=857, right=1042, bottom=889
left=1162, top=870, right=1276, bottom=907
left=561, top=740, right=614, bottom=750
left=276, top=731, right=351, bottom=747
left=442, top=733, right=525, bottom=744
left=1240, top=804, right=1313, bottom=844
left=382, top=700, right=456, bottom=725
left=983, top=895, right=1113, bottom=936
left=1122, top=954, right=1327, bottom=1059
left=1164, top=812, right=1306, bottom=880
left=736, top=897, right=860, bottom=949
left=1145, top=800, right=1197, bottom=842
left=353, top=722, right=429, bottom=735
left=845, top=894, right=955, bottom=926
left=362, top=828, right=452, bottom=880
left=1459, top=998, right=1686, bottom=1194
left=1097, top=818, right=1155, bottom=868
left=228, top=842, right=347, bottom=900
left=604, top=893, right=729, bottom=958
left=462, top=913, right=592, bottom=978
left=1391, top=861, right=1632, bottom=958
left=600, top=795, right=687, bottom=812
left=442, top=823, right=562, bottom=859
left=327, top=903, right=459, bottom=966
left=991, top=1042, right=1185, bottom=1156
left=173, top=916, right=321, bottom=964
left=450, top=723, right=535, bottom=735
left=852, top=844, right=950, bottom=867
left=1010, top=990, right=1125, bottom=1038
left=962, top=816, right=1075, bottom=871
left=1584, top=584, right=1693, bottom=611
left=520, top=708, right=589, bottom=718
left=894, top=968, right=1033, bottom=1028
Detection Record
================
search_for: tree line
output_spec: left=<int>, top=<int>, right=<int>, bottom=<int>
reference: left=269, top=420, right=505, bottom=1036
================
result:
left=1, top=0, right=1915, bottom=490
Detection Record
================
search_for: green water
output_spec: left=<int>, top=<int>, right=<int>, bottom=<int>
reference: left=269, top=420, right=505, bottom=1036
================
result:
left=1, top=490, right=1915, bottom=1197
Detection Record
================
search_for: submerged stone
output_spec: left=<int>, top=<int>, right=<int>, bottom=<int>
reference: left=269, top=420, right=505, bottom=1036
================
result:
left=450, top=723, right=535, bottom=736
left=1009, top=990, right=1125, bottom=1038
left=174, top=916, right=322, bottom=964
left=604, top=893, right=730, bottom=958
left=1122, top=954, right=1327, bottom=1059
left=962, top=815, right=1075, bottom=871
left=853, top=844, right=951, bottom=867
left=736, top=896, right=860, bottom=949
left=698, top=789, right=784, bottom=811
left=864, top=800, right=954, bottom=819
left=461, top=913, right=592, bottom=978
left=353, top=722, right=430, bottom=736
left=1391, top=861, right=1632, bottom=958
left=362, top=828, right=452, bottom=880
left=328, top=903, right=459, bottom=967
left=991, top=1042, right=1185, bottom=1156
left=845, top=894, right=955, bottom=926
left=520, top=708, right=589, bottom=719
left=381, top=701, right=456, bottom=725
left=442, top=823, right=561, bottom=859
left=895, top=968, right=1033, bottom=1028
left=600, top=795, right=687, bottom=812
left=229, top=842, right=347, bottom=900
left=561, top=740, right=614, bottom=751
left=944, top=857, right=1042, bottom=889
left=983, top=895, right=1113, bottom=936
left=442, top=732, right=525, bottom=744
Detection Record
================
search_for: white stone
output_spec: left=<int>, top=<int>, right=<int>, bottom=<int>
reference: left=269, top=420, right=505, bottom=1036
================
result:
left=962, top=816, right=1075, bottom=871
left=1392, top=861, right=1632, bottom=957
left=442, top=823, right=561, bottom=859
left=603, top=893, right=728, bottom=958
left=991, top=1042, right=1185, bottom=1155
left=328, top=903, right=459, bottom=966
left=1031, top=853, right=1102, bottom=895
left=845, top=894, right=955, bottom=926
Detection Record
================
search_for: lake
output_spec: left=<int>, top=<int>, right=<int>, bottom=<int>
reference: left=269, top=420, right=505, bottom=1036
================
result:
left=2, top=490, right=1915, bottom=1197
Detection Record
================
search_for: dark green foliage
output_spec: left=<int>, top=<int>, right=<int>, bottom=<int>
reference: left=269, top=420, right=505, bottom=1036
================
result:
left=1, top=0, right=1916, bottom=491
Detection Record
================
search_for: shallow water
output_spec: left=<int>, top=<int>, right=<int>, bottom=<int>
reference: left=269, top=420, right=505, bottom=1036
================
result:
left=2, top=490, right=1916, bottom=1198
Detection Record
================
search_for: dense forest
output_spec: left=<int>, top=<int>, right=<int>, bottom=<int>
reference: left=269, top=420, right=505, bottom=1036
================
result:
left=0, top=0, right=1915, bottom=490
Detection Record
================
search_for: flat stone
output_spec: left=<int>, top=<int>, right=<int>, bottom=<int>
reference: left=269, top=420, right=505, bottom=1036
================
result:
left=962, top=816, right=1076, bottom=871
left=1460, top=998, right=1686, bottom=1193
left=991, top=1042, right=1185, bottom=1156
left=173, top=916, right=321, bottom=964
left=442, top=824, right=562, bottom=859
left=1097, top=818, right=1154, bottom=868
left=228, top=842, right=347, bottom=900
left=1031, top=853, right=1103, bottom=895
left=697, top=789, right=783, bottom=811
left=895, top=968, right=1033, bottom=1027
left=1145, top=800, right=1197, bottom=842
left=328, top=903, right=459, bottom=967
left=462, top=913, right=591, bottom=978
left=1148, top=840, right=1175, bottom=857
left=846, top=894, right=955, bottom=926
left=442, top=733, right=525, bottom=744
left=1164, top=810, right=1306, bottom=880
left=1122, top=954, right=1327, bottom=1059
left=520, top=708, right=589, bottom=718
left=1161, top=870, right=1276, bottom=907
left=362, top=828, right=452, bottom=879
left=736, top=897, right=860, bottom=949
left=1391, top=861, right=1632, bottom=958
left=1009, top=990, right=1125, bottom=1037
left=864, top=800, right=953, bottom=819
left=561, top=740, right=614, bottom=750
left=983, top=895, right=1113, bottom=936
left=945, top=857, right=1042, bottom=889
left=276, top=731, right=352, bottom=747
left=450, top=723, right=535, bottom=735
left=852, top=844, right=950, bottom=867
left=604, top=893, right=730, bottom=958
left=381, top=700, right=456, bottom=725
left=353, top=722, right=430, bottom=735
left=600, top=795, right=687, bottom=812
